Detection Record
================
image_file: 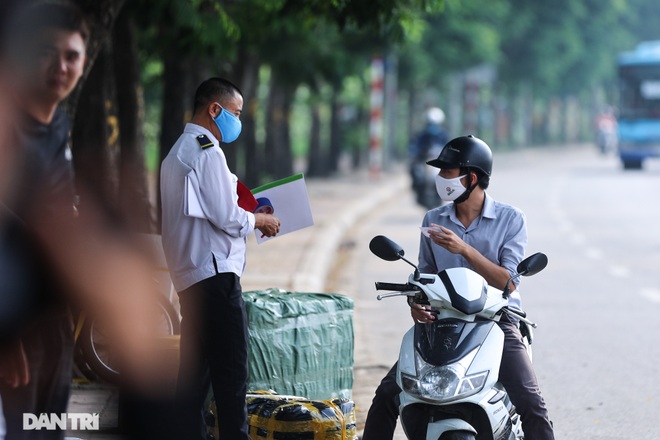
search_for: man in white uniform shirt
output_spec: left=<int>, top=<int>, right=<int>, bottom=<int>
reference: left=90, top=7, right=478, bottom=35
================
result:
left=160, top=77, right=280, bottom=440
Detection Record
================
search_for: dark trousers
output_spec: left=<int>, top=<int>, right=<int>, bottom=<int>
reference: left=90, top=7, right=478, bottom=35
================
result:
left=0, top=311, right=73, bottom=440
left=362, top=318, right=555, bottom=440
left=176, top=272, right=250, bottom=440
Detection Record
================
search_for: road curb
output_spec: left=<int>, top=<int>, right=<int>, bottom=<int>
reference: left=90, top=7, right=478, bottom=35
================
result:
left=291, top=173, right=408, bottom=292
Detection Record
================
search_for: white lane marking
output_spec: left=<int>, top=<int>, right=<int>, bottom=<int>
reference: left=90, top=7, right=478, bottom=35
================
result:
left=639, top=288, right=660, bottom=303
left=609, top=266, right=630, bottom=278
left=571, top=232, right=586, bottom=246
left=585, top=248, right=602, bottom=260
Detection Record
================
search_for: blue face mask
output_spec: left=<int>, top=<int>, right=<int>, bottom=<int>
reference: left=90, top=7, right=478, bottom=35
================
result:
left=213, top=107, right=242, bottom=143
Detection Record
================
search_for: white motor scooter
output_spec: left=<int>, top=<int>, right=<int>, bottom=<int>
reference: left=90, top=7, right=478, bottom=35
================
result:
left=369, top=235, right=548, bottom=440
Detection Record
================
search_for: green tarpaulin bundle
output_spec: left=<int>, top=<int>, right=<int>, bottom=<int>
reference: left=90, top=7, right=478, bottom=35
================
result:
left=243, top=288, right=354, bottom=400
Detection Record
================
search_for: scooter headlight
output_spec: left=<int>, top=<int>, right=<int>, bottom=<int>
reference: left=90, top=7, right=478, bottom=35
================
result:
left=401, top=348, right=489, bottom=402
left=419, top=366, right=461, bottom=397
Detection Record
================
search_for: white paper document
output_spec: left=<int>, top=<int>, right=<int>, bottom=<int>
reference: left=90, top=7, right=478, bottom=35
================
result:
left=419, top=226, right=442, bottom=238
left=252, top=174, right=314, bottom=244
left=184, top=173, right=207, bottom=219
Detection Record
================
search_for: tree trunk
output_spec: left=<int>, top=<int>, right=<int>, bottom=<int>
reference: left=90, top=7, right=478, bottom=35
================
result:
left=407, top=88, right=416, bottom=148
left=352, top=105, right=368, bottom=169
left=306, top=103, right=325, bottom=177
left=112, top=8, right=153, bottom=233
left=264, top=73, right=295, bottom=179
left=71, top=45, right=118, bottom=212
left=328, top=89, right=342, bottom=174
left=64, top=0, right=125, bottom=119
left=232, top=45, right=262, bottom=187
left=157, top=37, right=192, bottom=230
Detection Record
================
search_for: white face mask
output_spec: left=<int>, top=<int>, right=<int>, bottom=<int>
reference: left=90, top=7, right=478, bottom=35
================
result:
left=435, top=174, right=467, bottom=201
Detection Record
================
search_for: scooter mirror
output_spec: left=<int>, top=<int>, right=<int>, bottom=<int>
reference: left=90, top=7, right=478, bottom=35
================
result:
left=369, top=235, right=405, bottom=261
left=517, top=252, right=548, bottom=277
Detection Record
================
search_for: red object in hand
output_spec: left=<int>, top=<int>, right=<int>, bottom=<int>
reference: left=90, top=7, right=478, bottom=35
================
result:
left=236, top=180, right=258, bottom=212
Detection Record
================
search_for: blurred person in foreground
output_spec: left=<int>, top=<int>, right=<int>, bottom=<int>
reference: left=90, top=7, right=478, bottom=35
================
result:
left=0, top=2, right=24, bottom=437
left=0, top=2, right=166, bottom=438
left=160, top=77, right=280, bottom=439
left=0, top=3, right=89, bottom=438
left=362, top=135, right=555, bottom=440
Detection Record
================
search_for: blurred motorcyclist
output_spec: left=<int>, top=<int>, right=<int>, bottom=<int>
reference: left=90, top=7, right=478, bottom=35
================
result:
left=409, top=107, right=449, bottom=209
left=595, top=106, right=618, bottom=155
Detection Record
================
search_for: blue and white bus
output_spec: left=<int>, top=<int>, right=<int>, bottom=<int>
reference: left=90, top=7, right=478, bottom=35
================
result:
left=617, top=40, right=660, bottom=169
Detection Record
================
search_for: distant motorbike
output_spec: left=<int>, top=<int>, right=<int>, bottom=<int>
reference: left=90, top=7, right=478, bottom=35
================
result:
left=410, top=143, right=443, bottom=211
left=369, top=235, right=548, bottom=440
left=595, top=113, right=618, bottom=155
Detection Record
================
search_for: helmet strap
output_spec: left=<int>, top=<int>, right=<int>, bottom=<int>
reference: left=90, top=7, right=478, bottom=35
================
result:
left=454, top=174, right=484, bottom=204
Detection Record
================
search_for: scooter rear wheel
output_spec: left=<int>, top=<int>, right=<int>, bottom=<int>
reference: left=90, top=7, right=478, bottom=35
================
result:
left=79, top=295, right=180, bottom=383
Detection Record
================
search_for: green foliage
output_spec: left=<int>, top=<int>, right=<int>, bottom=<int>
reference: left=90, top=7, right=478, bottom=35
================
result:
left=397, top=0, right=507, bottom=93
left=395, top=0, right=659, bottom=99
left=627, top=0, right=660, bottom=42
left=127, top=0, right=660, bottom=166
left=129, top=0, right=239, bottom=57
left=497, top=0, right=628, bottom=95
left=128, top=0, right=660, bottom=105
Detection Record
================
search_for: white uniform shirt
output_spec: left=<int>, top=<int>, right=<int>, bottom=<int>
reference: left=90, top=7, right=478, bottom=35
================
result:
left=160, top=123, right=255, bottom=292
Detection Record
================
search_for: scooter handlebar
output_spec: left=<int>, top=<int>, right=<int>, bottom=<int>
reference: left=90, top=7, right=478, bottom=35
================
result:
left=375, top=282, right=412, bottom=291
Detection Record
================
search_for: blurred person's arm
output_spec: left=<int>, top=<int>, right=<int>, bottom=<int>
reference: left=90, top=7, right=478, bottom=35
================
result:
left=0, top=338, right=29, bottom=388
left=32, top=196, right=167, bottom=389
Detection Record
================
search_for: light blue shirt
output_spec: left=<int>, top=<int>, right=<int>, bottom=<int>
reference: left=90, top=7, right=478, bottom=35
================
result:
left=418, top=193, right=527, bottom=311
left=160, top=123, right=255, bottom=291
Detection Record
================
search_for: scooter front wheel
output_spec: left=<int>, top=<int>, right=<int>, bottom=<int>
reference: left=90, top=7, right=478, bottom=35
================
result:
left=439, top=432, right=477, bottom=440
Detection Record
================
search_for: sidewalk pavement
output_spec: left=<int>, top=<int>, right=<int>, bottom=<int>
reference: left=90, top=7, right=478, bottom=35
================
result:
left=66, top=165, right=409, bottom=439
left=241, top=166, right=408, bottom=293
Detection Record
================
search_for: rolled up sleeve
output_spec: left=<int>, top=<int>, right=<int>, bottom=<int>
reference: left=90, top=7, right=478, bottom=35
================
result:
left=498, top=210, right=528, bottom=284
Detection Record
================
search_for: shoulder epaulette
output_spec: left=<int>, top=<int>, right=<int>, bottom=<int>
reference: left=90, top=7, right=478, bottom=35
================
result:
left=196, top=134, right=214, bottom=149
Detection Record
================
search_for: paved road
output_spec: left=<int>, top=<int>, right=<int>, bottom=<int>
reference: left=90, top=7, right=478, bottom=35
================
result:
left=331, top=145, right=660, bottom=439
left=490, top=146, right=660, bottom=439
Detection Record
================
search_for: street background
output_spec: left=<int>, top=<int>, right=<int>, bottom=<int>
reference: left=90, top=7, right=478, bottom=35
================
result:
left=6, top=1, right=658, bottom=439
left=68, top=144, right=660, bottom=439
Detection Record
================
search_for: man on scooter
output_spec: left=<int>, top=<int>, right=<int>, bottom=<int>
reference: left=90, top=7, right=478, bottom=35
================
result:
left=362, top=135, right=555, bottom=439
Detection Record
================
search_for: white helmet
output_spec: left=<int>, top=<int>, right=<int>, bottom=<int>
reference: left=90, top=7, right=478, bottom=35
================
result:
left=426, top=107, right=445, bottom=125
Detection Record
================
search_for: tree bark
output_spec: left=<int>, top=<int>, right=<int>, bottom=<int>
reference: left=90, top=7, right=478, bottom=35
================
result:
left=71, top=45, right=118, bottom=212
left=306, top=103, right=326, bottom=177
left=264, top=73, right=295, bottom=179
left=112, top=8, right=154, bottom=233
left=156, top=35, right=192, bottom=230
left=64, top=0, right=126, bottom=119
left=233, top=45, right=262, bottom=187
left=352, top=106, right=368, bottom=169
left=328, top=89, right=342, bottom=174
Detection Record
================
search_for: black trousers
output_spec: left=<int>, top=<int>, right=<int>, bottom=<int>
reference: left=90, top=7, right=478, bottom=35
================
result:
left=362, top=317, right=555, bottom=440
left=0, top=311, right=73, bottom=440
left=176, top=272, right=250, bottom=440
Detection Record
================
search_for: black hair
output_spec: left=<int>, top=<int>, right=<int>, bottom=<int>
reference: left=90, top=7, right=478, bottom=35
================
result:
left=193, top=77, right=243, bottom=114
left=2, top=0, right=89, bottom=61
left=460, top=167, right=490, bottom=190
left=9, top=1, right=90, bottom=44
left=0, top=0, right=21, bottom=45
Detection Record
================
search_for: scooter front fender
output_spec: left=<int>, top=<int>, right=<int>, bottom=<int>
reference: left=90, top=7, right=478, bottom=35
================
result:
left=426, top=418, right=477, bottom=440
